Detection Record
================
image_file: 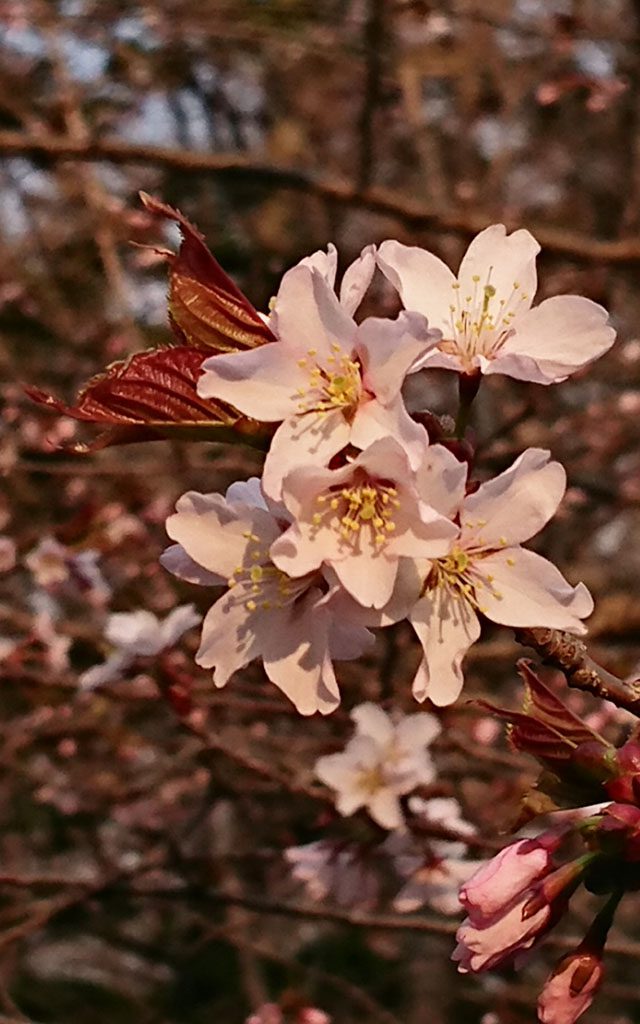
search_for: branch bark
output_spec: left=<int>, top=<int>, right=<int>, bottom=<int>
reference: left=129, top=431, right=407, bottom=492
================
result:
left=3, top=130, right=640, bottom=263
left=515, top=627, right=640, bottom=716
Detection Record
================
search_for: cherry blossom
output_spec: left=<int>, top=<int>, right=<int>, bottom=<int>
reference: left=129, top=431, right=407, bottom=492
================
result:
left=389, top=796, right=482, bottom=915
left=377, top=225, right=615, bottom=383
left=407, top=445, right=593, bottom=705
left=314, top=702, right=440, bottom=829
left=79, top=605, right=201, bottom=690
left=270, top=437, right=457, bottom=609
left=161, top=479, right=374, bottom=715
left=538, top=952, right=604, bottom=1024
left=197, top=257, right=442, bottom=498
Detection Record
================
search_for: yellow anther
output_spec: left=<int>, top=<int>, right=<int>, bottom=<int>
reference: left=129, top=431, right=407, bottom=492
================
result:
left=246, top=599, right=257, bottom=611
left=506, top=557, right=515, bottom=566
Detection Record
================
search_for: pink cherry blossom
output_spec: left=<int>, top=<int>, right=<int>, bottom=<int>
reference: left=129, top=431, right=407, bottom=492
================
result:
left=377, top=225, right=615, bottom=383
left=315, top=702, right=440, bottom=830
left=407, top=446, right=593, bottom=705
left=270, top=437, right=457, bottom=609
left=197, top=258, right=442, bottom=498
left=161, top=479, right=374, bottom=715
left=538, top=952, right=603, bottom=1024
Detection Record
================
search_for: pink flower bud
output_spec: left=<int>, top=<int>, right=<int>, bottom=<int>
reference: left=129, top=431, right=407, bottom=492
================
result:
left=454, top=892, right=551, bottom=973
left=460, top=833, right=564, bottom=920
left=538, top=952, right=603, bottom=1024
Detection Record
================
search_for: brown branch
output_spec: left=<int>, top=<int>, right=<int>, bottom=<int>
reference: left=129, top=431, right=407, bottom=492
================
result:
left=515, top=627, right=640, bottom=716
left=2, top=130, right=640, bottom=263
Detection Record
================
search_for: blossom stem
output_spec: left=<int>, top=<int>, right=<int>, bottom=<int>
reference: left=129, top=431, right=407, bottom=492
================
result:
left=454, top=371, right=481, bottom=438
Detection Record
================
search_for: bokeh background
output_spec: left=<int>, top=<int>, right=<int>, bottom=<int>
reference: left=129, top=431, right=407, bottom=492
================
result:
left=2, top=1, right=640, bottom=1022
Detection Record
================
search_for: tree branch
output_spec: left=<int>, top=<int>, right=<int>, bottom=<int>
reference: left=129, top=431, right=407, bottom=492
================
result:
left=2, top=130, right=640, bottom=263
left=515, top=627, right=640, bottom=716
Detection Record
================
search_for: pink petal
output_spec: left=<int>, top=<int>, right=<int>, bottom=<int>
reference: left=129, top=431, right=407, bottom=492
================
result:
left=259, top=593, right=341, bottom=715
left=415, top=443, right=468, bottom=518
left=195, top=593, right=262, bottom=685
left=350, top=395, right=430, bottom=468
left=461, top=448, right=565, bottom=547
left=377, top=239, right=457, bottom=329
left=298, top=243, right=338, bottom=287
left=410, top=589, right=481, bottom=706
left=368, top=788, right=404, bottom=830
left=166, top=491, right=280, bottom=579
left=271, top=265, right=355, bottom=357
left=538, top=956, right=603, bottom=1024
left=332, top=549, right=400, bottom=608
left=476, top=547, right=593, bottom=631
left=356, top=311, right=440, bottom=403
left=339, top=244, right=376, bottom=316
left=454, top=898, right=550, bottom=973
left=261, top=410, right=351, bottom=501
left=198, top=343, right=305, bottom=419
left=460, top=839, right=552, bottom=919
left=160, top=543, right=225, bottom=587
left=351, top=703, right=395, bottom=744
left=395, top=712, right=441, bottom=750
left=457, top=225, right=539, bottom=317
left=492, top=295, right=616, bottom=384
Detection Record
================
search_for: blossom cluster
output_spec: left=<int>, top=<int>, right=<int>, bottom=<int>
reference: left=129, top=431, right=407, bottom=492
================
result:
left=162, top=226, right=611, bottom=715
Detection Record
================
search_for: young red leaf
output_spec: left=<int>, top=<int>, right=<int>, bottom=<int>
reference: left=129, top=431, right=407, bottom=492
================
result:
left=26, top=346, right=268, bottom=452
left=140, top=192, right=276, bottom=351
left=519, top=660, right=609, bottom=749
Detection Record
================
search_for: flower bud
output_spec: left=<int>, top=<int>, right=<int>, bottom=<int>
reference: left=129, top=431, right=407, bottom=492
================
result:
left=538, top=951, right=603, bottom=1024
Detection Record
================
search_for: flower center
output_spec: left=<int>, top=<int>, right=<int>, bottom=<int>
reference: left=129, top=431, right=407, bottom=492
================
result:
left=441, top=272, right=529, bottom=369
left=313, top=477, right=400, bottom=547
left=427, top=546, right=478, bottom=605
left=227, top=534, right=312, bottom=612
left=295, top=344, right=362, bottom=416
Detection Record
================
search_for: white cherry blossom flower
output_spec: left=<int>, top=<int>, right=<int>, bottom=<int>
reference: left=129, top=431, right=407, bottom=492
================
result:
left=377, top=225, right=615, bottom=383
left=315, top=702, right=440, bottom=830
left=270, top=437, right=457, bottom=609
left=161, top=479, right=374, bottom=715
left=197, top=257, right=442, bottom=498
left=79, top=605, right=201, bottom=690
left=407, top=445, right=593, bottom=706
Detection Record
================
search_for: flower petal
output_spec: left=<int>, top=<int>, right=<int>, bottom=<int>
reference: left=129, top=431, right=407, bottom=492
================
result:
left=368, top=788, right=404, bottom=830
left=271, top=265, right=356, bottom=356
left=350, top=394, right=430, bottom=468
left=415, top=444, right=468, bottom=519
left=475, top=548, right=593, bottom=631
left=166, top=491, right=280, bottom=579
left=461, top=448, right=565, bottom=548
left=298, top=243, right=338, bottom=288
left=410, top=589, right=481, bottom=706
left=259, top=591, right=341, bottom=715
left=492, top=295, right=616, bottom=384
left=339, top=244, right=376, bottom=316
left=356, top=311, right=440, bottom=403
left=160, top=543, right=224, bottom=586
left=198, top=342, right=305, bottom=420
left=351, top=702, right=394, bottom=744
left=457, top=224, right=539, bottom=316
left=395, top=711, right=441, bottom=750
left=377, top=239, right=457, bottom=329
left=195, top=593, right=262, bottom=685
left=261, top=410, right=351, bottom=501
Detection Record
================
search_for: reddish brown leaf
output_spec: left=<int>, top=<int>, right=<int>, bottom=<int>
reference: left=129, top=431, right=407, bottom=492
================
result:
left=518, top=660, right=608, bottom=747
left=140, top=192, right=276, bottom=351
left=25, top=346, right=267, bottom=451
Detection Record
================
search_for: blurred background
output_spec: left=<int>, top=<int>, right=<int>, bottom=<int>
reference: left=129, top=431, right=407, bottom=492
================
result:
left=2, top=1, right=640, bottom=1022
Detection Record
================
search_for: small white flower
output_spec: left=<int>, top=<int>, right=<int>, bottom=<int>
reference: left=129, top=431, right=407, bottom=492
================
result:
left=79, top=605, right=201, bottom=690
left=315, top=702, right=440, bottom=830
